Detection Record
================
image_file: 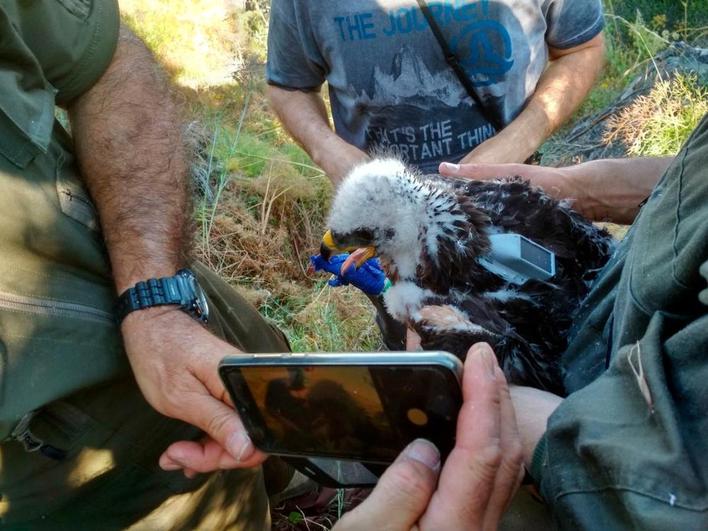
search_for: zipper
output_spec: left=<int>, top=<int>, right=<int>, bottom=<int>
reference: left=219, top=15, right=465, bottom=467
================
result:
left=0, top=290, right=114, bottom=324
left=57, top=188, right=99, bottom=232
left=10, top=411, right=67, bottom=460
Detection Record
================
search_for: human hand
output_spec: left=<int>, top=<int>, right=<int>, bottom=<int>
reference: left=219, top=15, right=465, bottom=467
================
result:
left=457, top=130, right=537, bottom=165
left=439, top=161, right=588, bottom=215
left=406, top=327, right=422, bottom=351
left=334, top=343, right=524, bottom=531
left=121, top=307, right=267, bottom=477
left=310, top=254, right=388, bottom=296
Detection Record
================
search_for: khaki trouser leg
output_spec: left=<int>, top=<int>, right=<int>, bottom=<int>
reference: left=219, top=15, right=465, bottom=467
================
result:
left=0, top=265, right=291, bottom=529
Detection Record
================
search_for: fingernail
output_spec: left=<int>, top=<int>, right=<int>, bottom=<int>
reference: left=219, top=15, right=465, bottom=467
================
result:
left=472, top=343, right=497, bottom=378
left=403, top=439, right=441, bottom=471
left=160, top=456, right=183, bottom=471
left=229, top=431, right=254, bottom=463
left=441, top=162, right=459, bottom=173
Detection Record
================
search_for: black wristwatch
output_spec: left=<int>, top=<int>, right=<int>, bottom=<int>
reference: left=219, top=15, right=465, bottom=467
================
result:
left=116, top=268, right=209, bottom=324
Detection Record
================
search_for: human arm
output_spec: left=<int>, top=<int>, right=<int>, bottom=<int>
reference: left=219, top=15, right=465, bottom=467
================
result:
left=67, top=25, right=264, bottom=474
left=334, top=343, right=526, bottom=531
left=460, top=33, right=605, bottom=165
left=267, top=85, right=369, bottom=185
left=439, top=156, right=673, bottom=224
left=531, top=310, right=708, bottom=529
left=265, top=0, right=367, bottom=184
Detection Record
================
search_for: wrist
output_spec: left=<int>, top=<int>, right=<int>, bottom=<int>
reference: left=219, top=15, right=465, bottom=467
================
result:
left=466, top=120, right=542, bottom=165
left=113, top=268, right=180, bottom=295
left=562, top=161, right=614, bottom=221
left=504, top=104, right=549, bottom=159
left=121, top=304, right=182, bottom=328
left=109, top=251, right=184, bottom=294
left=311, top=135, right=368, bottom=183
left=116, top=268, right=209, bottom=326
left=509, top=385, right=562, bottom=469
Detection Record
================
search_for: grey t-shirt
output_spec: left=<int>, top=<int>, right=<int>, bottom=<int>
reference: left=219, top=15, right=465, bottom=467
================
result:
left=267, top=0, right=603, bottom=173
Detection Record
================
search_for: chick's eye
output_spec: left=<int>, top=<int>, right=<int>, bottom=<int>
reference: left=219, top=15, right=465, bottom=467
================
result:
left=330, top=230, right=343, bottom=245
left=351, top=228, right=375, bottom=243
left=384, top=228, right=396, bottom=240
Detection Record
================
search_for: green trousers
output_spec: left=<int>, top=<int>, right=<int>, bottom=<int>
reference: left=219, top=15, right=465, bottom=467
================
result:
left=0, top=121, right=291, bottom=529
left=532, top=116, right=708, bottom=528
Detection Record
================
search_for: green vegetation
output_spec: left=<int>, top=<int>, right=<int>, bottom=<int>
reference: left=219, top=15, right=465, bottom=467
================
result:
left=120, top=0, right=708, bottom=360
left=574, top=0, right=707, bottom=119
left=604, top=73, right=708, bottom=156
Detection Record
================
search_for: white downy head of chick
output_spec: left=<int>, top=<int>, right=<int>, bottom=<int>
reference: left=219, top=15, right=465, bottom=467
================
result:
left=323, top=158, right=478, bottom=280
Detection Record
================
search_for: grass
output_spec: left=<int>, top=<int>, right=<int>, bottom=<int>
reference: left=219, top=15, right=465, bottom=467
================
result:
left=570, top=0, right=707, bottom=120
left=124, top=1, right=383, bottom=354
left=545, top=0, right=708, bottom=164
left=603, top=73, right=708, bottom=156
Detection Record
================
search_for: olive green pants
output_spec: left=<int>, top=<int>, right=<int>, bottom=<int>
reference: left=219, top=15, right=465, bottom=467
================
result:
left=0, top=121, right=291, bottom=529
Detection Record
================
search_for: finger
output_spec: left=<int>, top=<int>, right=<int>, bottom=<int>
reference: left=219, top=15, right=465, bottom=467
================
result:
left=159, top=453, right=183, bottom=471
left=420, top=343, right=502, bottom=530
left=439, top=161, right=529, bottom=179
left=406, top=328, right=422, bottom=351
left=160, top=434, right=268, bottom=473
left=334, top=439, right=440, bottom=531
left=176, top=393, right=265, bottom=469
left=482, top=367, right=524, bottom=531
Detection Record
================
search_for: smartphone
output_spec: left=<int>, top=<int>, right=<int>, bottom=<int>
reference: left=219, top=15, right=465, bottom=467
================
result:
left=219, top=351, right=463, bottom=487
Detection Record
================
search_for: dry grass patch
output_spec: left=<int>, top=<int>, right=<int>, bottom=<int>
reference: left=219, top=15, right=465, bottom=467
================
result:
left=603, top=73, right=708, bottom=156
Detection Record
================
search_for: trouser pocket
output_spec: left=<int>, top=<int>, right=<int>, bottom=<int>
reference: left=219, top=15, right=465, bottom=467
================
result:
left=0, top=123, right=127, bottom=440
left=55, top=149, right=100, bottom=232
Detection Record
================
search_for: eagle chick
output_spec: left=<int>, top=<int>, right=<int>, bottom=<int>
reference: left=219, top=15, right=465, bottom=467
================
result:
left=323, top=158, right=614, bottom=394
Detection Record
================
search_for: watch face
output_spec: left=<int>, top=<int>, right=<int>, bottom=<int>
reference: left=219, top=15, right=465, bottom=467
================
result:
left=194, top=281, right=210, bottom=322
left=179, top=269, right=210, bottom=323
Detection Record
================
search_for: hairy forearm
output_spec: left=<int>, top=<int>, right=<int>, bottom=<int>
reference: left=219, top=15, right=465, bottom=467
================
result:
left=267, top=85, right=368, bottom=184
left=563, top=156, right=672, bottom=223
left=463, top=34, right=605, bottom=164
left=68, top=26, right=188, bottom=293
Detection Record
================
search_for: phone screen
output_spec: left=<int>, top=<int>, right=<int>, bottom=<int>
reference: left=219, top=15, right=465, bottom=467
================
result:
left=224, top=362, right=461, bottom=463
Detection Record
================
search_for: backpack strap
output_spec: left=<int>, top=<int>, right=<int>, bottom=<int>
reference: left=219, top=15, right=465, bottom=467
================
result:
left=416, top=0, right=504, bottom=132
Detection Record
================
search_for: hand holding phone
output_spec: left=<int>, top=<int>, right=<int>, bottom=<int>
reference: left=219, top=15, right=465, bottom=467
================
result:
left=333, top=344, right=525, bottom=530
left=219, top=351, right=463, bottom=487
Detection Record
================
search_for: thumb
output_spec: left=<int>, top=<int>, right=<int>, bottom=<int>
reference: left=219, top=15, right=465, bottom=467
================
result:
left=179, top=393, right=261, bottom=466
left=334, top=439, right=440, bottom=531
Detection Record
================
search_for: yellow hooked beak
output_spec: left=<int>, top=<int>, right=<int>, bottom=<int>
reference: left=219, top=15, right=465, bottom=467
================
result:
left=321, top=230, right=337, bottom=253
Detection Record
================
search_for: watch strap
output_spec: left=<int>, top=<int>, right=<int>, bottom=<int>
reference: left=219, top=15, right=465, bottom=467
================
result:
left=116, top=275, right=187, bottom=323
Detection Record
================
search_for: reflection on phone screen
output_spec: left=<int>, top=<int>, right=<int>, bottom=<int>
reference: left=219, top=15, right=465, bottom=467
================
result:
left=232, top=362, right=461, bottom=465
left=242, top=366, right=399, bottom=461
